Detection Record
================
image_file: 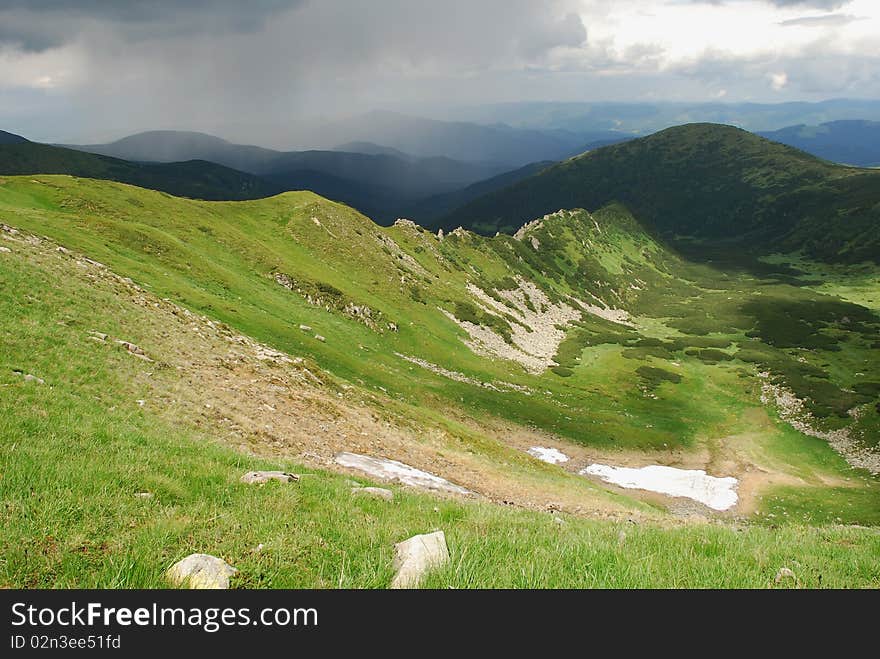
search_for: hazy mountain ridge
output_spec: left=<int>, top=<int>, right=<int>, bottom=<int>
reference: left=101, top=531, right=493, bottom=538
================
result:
left=63, top=129, right=518, bottom=222
left=445, top=99, right=880, bottom=134
left=759, top=120, right=880, bottom=167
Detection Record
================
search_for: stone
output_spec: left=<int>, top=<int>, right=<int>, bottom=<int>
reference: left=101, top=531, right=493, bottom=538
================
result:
left=134, top=492, right=153, bottom=499
left=116, top=340, right=145, bottom=355
left=299, top=324, right=312, bottom=332
left=240, top=470, right=299, bottom=484
left=88, top=331, right=108, bottom=341
left=352, top=486, right=393, bottom=501
left=335, top=452, right=471, bottom=495
left=166, top=553, right=237, bottom=589
left=314, top=334, right=326, bottom=342
left=0, top=245, right=11, bottom=253
left=22, top=374, right=45, bottom=385
left=775, top=567, right=796, bottom=583
left=115, top=340, right=153, bottom=361
left=390, top=531, right=449, bottom=589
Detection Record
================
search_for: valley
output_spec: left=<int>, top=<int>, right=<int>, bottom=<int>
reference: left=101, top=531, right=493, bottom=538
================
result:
left=2, top=119, right=879, bottom=588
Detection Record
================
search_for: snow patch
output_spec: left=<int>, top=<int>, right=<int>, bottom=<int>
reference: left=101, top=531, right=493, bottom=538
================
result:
left=527, top=447, right=570, bottom=464
left=335, top=452, right=471, bottom=495
left=580, top=463, right=738, bottom=511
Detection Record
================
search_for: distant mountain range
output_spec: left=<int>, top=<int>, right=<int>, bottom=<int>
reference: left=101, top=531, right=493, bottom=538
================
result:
left=286, top=110, right=619, bottom=166
left=61, top=130, right=526, bottom=222
left=7, top=110, right=880, bottom=234
left=438, top=123, right=880, bottom=263
left=0, top=139, right=280, bottom=201
left=404, top=160, right=555, bottom=223
left=759, top=120, right=880, bottom=167
left=444, top=99, right=880, bottom=135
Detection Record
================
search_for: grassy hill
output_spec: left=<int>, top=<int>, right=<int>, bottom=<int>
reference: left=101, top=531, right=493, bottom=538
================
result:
left=1, top=174, right=879, bottom=587
left=438, top=123, right=880, bottom=263
left=0, top=141, right=280, bottom=201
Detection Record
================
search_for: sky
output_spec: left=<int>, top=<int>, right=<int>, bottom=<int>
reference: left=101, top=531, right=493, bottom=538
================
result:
left=0, top=0, right=878, bottom=144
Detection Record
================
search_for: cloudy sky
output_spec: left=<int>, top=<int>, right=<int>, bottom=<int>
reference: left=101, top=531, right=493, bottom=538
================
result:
left=0, top=0, right=878, bottom=144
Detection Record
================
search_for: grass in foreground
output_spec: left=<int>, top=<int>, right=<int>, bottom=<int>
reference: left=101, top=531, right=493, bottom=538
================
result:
left=1, top=221, right=879, bottom=589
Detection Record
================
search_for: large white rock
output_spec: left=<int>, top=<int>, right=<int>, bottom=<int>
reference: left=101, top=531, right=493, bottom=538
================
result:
left=390, top=531, right=450, bottom=589
left=335, top=452, right=470, bottom=495
left=166, top=554, right=237, bottom=589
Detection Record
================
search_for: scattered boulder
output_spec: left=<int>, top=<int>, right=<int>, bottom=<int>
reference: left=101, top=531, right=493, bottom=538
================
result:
left=314, top=334, right=326, bottom=342
left=115, top=340, right=152, bottom=361
left=352, top=486, right=393, bottom=501
left=116, top=340, right=144, bottom=354
left=17, top=373, right=45, bottom=385
left=166, top=553, right=237, bottom=589
left=134, top=492, right=153, bottom=499
left=88, top=331, right=108, bottom=342
left=390, top=531, right=449, bottom=589
left=56, top=246, right=71, bottom=255
left=774, top=567, right=796, bottom=584
left=240, top=470, right=299, bottom=484
left=299, top=324, right=312, bottom=332
left=0, top=245, right=11, bottom=253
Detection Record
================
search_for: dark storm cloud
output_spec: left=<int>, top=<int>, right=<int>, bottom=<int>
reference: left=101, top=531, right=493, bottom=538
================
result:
left=0, top=0, right=302, bottom=51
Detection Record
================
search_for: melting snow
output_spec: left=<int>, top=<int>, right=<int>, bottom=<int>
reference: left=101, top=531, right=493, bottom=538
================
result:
left=335, top=452, right=471, bottom=495
left=580, top=463, right=738, bottom=511
left=527, top=447, right=570, bottom=464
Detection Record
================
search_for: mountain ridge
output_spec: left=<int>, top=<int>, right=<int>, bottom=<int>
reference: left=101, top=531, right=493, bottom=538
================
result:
left=759, top=120, right=880, bottom=167
left=438, top=122, right=880, bottom=263
left=0, top=140, right=281, bottom=201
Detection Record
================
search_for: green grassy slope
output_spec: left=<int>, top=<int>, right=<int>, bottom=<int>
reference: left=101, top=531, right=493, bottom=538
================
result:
left=1, top=173, right=878, bottom=522
left=2, top=210, right=879, bottom=588
left=0, top=141, right=281, bottom=201
left=438, top=123, right=880, bottom=263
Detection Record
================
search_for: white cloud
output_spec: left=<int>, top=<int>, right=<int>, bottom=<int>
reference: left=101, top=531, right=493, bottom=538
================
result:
left=769, top=71, right=789, bottom=90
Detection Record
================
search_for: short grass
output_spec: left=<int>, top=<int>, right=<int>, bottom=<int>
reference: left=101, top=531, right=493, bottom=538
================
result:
left=2, top=290, right=877, bottom=587
left=2, top=175, right=879, bottom=588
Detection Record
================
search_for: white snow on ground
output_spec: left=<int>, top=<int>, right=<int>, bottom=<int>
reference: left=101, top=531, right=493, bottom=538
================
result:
left=335, top=452, right=471, bottom=495
left=580, top=464, right=739, bottom=511
left=527, top=447, right=570, bottom=464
